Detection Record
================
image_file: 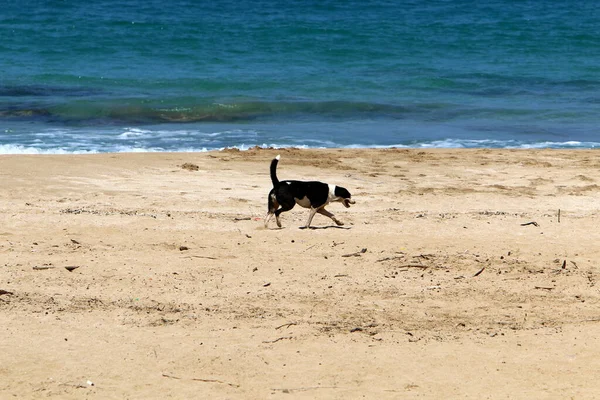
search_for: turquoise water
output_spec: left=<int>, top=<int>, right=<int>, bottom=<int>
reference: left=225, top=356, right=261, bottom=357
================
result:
left=1, top=0, right=600, bottom=153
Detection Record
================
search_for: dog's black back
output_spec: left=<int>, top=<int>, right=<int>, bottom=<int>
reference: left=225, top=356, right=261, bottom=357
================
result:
left=274, top=180, right=329, bottom=207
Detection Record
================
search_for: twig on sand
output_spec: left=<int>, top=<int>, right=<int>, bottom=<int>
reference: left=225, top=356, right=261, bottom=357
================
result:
left=473, top=267, right=486, bottom=277
left=272, top=386, right=339, bottom=393
left=342, top=248, right=367, bottom=257
left=275, top=322, right=297, bottom=330
left=520, top=221, right=539, bottom=227
left=399, top=264, right=429, bottom=269
left=191, top=378, right=240, bottom=388
left=376, top=256, right=404, bottom=263
left=187, top=255, right=218, bottom=260
left=418, top=254, right=434, bottom=260
left=162, top=374, right=239, bottom=388
left=535, top=286, right=554, bottom=291
left=262, top=336, right=293, bottom=344
left=303, top=244, right=318, bottom=253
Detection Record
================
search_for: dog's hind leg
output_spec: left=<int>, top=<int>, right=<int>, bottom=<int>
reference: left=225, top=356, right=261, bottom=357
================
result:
left=317, top=207, right=344, bottom=226
left=264, top=211, right=274, bottom=228
left=272, top=190, right=295, bottom=228
left=265, top=191, right=278, bottom=228
left=274, top=202, right=294, bottom=228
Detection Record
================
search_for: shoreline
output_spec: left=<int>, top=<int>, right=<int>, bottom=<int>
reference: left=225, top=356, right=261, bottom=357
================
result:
left=1, top=142, right=600, bottom=156
left=1, top=147, right=599, bottom=398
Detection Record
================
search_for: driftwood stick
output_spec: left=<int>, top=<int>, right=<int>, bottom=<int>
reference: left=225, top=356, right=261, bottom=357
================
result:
left=275, top=322, right=297, bottom=330
left=376, top=256, right=404, bottom=263
left=473, top=267, right=485, bottom=277
left=191, top=378, right=240, bottom=388
left=163, top=373, right=239, bottom=388
left=342, top=248, right=367, bottom=257
left=303, top=244, right=318, bottom=252
left=272, top=386, right=339, bottom=393
left=162, top=373, right=182, bottom=379
left=521, top=221, right=539, bottom=227
left=262, top=336, right=293, bottom=344
left=187, top=255, right=218, bottom=260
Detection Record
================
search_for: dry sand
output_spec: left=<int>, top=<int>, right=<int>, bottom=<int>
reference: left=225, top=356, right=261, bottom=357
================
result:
left=1, top=148, right=600, bottom=399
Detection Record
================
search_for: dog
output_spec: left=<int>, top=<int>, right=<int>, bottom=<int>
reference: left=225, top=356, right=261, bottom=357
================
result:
left=264, top=155, right=355, bottom=229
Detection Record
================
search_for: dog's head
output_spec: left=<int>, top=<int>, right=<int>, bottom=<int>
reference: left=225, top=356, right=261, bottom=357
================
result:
left=334, top=186, right=355, bottom=208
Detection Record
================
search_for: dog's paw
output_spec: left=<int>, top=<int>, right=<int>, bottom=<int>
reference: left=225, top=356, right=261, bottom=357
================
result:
left=334, top=220, right=344, bottom=226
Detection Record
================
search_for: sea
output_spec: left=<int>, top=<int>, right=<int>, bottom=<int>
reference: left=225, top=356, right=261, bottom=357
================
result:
left=1, top=0, right=600, bottom=154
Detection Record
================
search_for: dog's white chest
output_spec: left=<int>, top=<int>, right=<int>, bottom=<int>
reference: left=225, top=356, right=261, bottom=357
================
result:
left=294, top=196, right=312, bottom=208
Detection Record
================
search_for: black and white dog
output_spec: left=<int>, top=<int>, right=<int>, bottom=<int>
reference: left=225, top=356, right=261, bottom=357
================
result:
left=265, top=155, right=355, bottom=229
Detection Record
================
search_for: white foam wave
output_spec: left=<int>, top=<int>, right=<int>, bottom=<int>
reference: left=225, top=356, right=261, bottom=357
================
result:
left=118, top=128, right=152, bottom=139
left=0, top=144, right=98, bottom=155
left=1, top=137, right=599, bottom=155
left=518, top=141, right=599, bottom=149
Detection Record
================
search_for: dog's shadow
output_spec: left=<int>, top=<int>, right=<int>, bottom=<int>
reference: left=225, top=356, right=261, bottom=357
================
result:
left=300, top=226, right=352, bottom=230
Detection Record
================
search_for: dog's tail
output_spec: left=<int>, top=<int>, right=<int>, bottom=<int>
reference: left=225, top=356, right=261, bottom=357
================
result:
left=270, top=155, right=280, bottom=187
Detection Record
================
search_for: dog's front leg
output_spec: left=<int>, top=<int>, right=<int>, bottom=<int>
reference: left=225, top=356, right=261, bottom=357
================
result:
left=302, top=208, right=319, bottom=229
left=317, top=207, right=343, bottom=226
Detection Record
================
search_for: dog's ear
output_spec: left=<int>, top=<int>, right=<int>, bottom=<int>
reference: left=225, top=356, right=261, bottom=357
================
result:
left=334, top=186, right=351, bottom=199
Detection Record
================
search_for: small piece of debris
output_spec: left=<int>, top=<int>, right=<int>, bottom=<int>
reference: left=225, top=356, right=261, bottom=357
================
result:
left=64, top=266, right=80, bottom=272
left=181, top=163, right=199, bottom=171
left=275, top=322, right=297, bottom=330
left=179, top=246, right=189, bottom=251
left=521, top=221, right=539, bottom=227
left=33, top=265, right=55, bottom=270
left=262, top=336, right=292, bottom=344
left=342, top=248, right=367, bottom=257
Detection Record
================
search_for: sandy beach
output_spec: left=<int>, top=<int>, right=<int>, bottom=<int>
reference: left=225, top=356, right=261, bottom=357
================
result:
left=1, top=148, right=600, bottom=399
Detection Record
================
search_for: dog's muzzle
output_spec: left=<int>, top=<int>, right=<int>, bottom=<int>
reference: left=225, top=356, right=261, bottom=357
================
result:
left=343, top=198, right=355, bottom=208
